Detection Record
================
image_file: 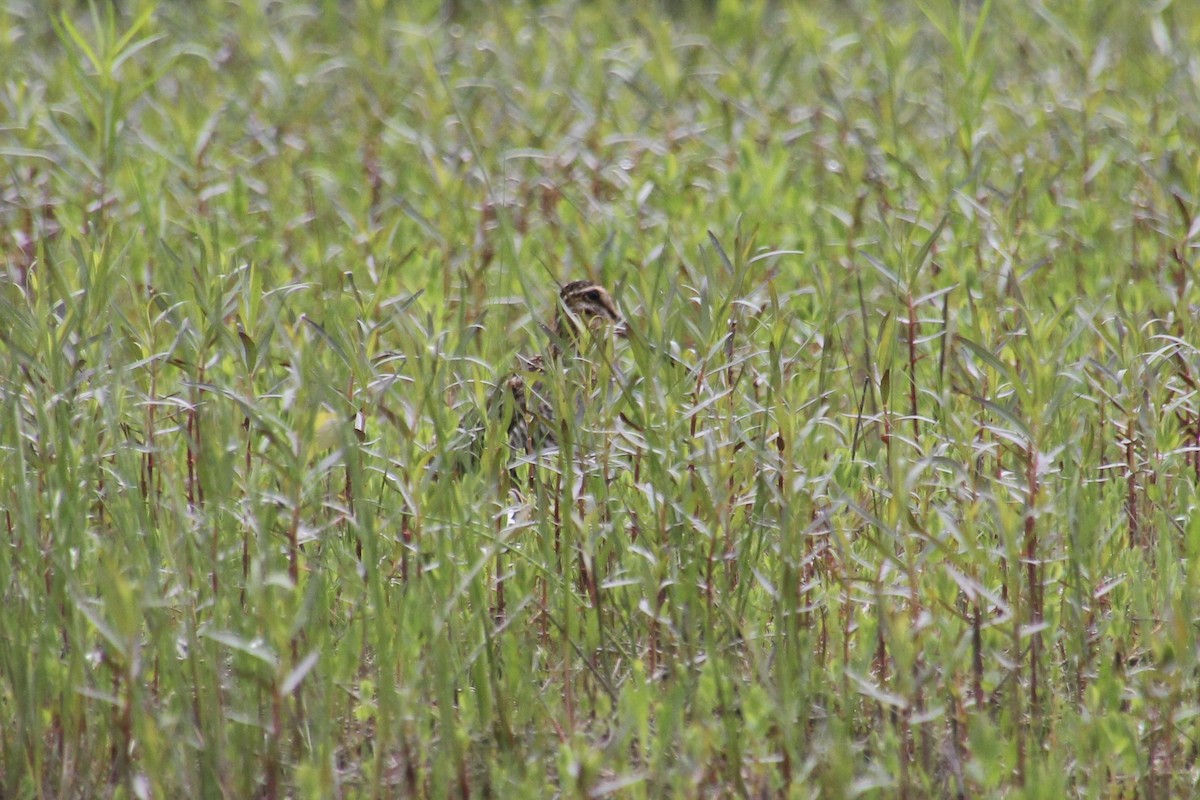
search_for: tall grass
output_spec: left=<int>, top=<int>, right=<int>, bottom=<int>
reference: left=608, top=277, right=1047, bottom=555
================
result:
left=3, top=0, right=1200, bottom=796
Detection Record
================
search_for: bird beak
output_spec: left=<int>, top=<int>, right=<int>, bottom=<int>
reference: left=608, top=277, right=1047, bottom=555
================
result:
left=614, top=320, right=629, bottom=339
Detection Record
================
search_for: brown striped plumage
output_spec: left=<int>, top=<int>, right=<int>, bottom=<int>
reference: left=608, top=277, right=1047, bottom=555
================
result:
left=505, top=280, right=623, bottom=455
left=448, top=280, right=624, bottom=472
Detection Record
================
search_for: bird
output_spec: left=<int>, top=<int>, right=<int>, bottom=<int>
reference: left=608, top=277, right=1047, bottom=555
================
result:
left=445, top=279, right=626, bottom=474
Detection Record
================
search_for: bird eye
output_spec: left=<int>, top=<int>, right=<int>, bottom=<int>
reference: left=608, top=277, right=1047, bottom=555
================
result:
left=584, top=289, right=601, bottom=302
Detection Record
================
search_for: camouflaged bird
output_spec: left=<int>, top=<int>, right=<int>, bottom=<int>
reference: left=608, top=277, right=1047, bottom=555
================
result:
left=446, top=279, right=625, bottom=473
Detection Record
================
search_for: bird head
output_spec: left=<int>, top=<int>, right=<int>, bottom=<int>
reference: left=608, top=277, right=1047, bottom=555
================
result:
left=553, top=280, right=625, bottom=347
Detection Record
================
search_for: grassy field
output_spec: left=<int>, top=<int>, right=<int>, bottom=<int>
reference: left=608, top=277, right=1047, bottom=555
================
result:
left=4, top=0, right=1200, bottom=797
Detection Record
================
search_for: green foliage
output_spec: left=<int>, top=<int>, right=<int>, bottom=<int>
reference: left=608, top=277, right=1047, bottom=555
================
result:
left=4, top=0, right=1200, bottom=796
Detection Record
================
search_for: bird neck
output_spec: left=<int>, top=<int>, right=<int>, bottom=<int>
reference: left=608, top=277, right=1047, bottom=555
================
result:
left=549, top=313, right=582, bottom=358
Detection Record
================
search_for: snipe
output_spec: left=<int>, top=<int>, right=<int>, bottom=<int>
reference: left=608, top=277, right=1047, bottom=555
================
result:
left=448, top=279, right=625, bottom=473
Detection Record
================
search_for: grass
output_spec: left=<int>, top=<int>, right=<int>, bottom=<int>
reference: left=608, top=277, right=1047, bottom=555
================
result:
left=3, top=0, right=1200, bottom=796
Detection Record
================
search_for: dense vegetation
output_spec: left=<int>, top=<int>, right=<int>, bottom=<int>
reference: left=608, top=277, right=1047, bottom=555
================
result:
left=4, top=1, right=1200, bottom=796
